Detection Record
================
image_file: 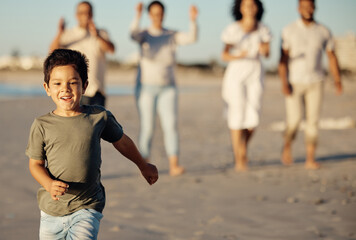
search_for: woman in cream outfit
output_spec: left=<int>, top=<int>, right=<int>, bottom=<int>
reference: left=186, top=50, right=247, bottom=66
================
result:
left=221, top=0, right=271, bottom=171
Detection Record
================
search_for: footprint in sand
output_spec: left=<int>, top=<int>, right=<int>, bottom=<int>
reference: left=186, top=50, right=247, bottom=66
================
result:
left=109, top=226, right=121, bottom=232
left=207, top=215, right=224, bottom=225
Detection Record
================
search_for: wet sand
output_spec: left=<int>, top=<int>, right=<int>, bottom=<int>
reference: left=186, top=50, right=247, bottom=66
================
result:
left=0, top=69, right=355, bottom=240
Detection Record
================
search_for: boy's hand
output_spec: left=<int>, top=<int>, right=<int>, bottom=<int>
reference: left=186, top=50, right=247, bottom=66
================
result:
left=334, top=81, right=343, bottom=95
left=140, top=163, right=158, bottom=185
left=47, top=180, right=69, bottom=201
left=112, top=134, right=158, bottom=185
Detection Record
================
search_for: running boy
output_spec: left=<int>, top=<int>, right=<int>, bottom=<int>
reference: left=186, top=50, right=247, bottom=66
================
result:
left=26, top=49, right=158, bottom=239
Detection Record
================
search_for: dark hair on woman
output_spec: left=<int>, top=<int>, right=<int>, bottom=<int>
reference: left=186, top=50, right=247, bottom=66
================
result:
left=232, top=0, right=264, bottom=21
left=44, top=49, right=88, bottom=87
left=147, top=1, right=165, bottom=13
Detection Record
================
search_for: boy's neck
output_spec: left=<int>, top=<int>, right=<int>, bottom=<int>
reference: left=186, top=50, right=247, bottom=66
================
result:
left=53, top=106, right=84, bottom=117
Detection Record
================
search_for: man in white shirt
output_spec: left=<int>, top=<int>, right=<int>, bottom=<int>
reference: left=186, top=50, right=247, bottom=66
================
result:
left=49, top=1, right=115, bottom=106
left=278, top=0, right=342, bottom=169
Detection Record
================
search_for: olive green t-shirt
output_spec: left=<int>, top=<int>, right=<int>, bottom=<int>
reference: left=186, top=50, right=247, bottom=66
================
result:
left=26, top=105, right=123, bottom=216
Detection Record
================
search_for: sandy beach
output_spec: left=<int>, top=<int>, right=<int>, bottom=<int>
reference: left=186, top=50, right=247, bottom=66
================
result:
left=0, top=69, right=355, bottom=240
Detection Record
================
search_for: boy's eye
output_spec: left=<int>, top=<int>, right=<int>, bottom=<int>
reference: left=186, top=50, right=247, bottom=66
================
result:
left=70, top=81, right=79, bottom=85
left=53, top=82, right=60, bottom=85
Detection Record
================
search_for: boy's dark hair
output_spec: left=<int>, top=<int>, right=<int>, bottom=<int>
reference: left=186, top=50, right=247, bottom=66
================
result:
left=44, top=49, right=89, bottom=87
left=147, top=1, right=165, bottom=13
left=232, top=0, right=264, bottom=21
left=299, top=0, right=315, bottom=3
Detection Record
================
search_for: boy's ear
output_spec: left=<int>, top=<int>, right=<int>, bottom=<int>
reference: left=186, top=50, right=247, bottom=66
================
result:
left=43, top=83, right=51, bottom=96
left=82, top=81, right=88, bottom=94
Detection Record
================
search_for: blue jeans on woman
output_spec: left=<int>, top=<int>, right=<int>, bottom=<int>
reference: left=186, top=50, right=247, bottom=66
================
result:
left=136, top=84, right=179, bottom=159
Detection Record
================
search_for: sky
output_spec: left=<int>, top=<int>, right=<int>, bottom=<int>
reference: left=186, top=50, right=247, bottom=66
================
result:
left=0, top=0, right=356, bottom=69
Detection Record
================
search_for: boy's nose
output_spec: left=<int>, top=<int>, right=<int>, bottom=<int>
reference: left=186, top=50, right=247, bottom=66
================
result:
left=61, top=84, right=71, bottom=92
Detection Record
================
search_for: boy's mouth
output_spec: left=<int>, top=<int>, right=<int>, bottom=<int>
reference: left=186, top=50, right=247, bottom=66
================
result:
left=60, top=96, right=73, bottom=101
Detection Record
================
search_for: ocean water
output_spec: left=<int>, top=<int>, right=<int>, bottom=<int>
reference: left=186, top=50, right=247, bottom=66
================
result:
left=0, top=83, right=134, bottom=97
left=0, top=83, right=206, bottom=99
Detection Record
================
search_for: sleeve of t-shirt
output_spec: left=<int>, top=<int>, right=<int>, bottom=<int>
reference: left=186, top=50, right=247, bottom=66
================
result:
left=101, top=111, right=124, bottom=143
left=25, top=119, right=46, bottom=160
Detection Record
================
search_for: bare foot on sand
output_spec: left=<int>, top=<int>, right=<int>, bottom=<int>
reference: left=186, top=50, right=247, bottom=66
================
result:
left=170, top=165, right=185, bottom=176
left=235, top=164, right=248, bottom=172
left=281, top=144, right=293, bottom=166
left=235, top=158, right=248, bottom=172
left=305, top=144, right=319, bottom=169
left=169, top=156, right=185, bottom=176
left=305, top=161, right=321, bottom=170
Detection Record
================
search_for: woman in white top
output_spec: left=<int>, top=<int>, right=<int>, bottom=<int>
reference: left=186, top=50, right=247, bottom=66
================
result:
left=130, top=1, right=198, bottom=176
left=221, top=0, right=271, bottom=172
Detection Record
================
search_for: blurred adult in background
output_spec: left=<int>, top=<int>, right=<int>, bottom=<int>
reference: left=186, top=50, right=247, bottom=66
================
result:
left=279, top=0, right=342, bottom=169
left=49, top=1, right=115, bottom=107
left=130, top=1, right=198, bottom=176
left=221, top=0, right=271, bottom=172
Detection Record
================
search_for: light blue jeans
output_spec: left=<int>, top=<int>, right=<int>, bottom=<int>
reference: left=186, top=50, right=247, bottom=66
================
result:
left=39, top=208, right=103, bottom=240
left=136, top=84, right=179, bottom=159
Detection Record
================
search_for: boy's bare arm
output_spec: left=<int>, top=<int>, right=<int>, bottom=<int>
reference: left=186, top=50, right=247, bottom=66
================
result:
left=112, top=134, right=158, bottom=185
left=29, top=159, right=69, bottom=201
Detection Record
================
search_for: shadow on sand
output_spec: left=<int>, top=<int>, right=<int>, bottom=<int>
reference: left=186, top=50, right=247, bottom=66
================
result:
left=249, top=152, right=356, bottom=167
left=101, top=153, right=356, bottom=180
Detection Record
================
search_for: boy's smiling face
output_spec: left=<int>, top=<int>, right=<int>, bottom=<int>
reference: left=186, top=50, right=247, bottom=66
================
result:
left=44, top=65, right=87, bottom=117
